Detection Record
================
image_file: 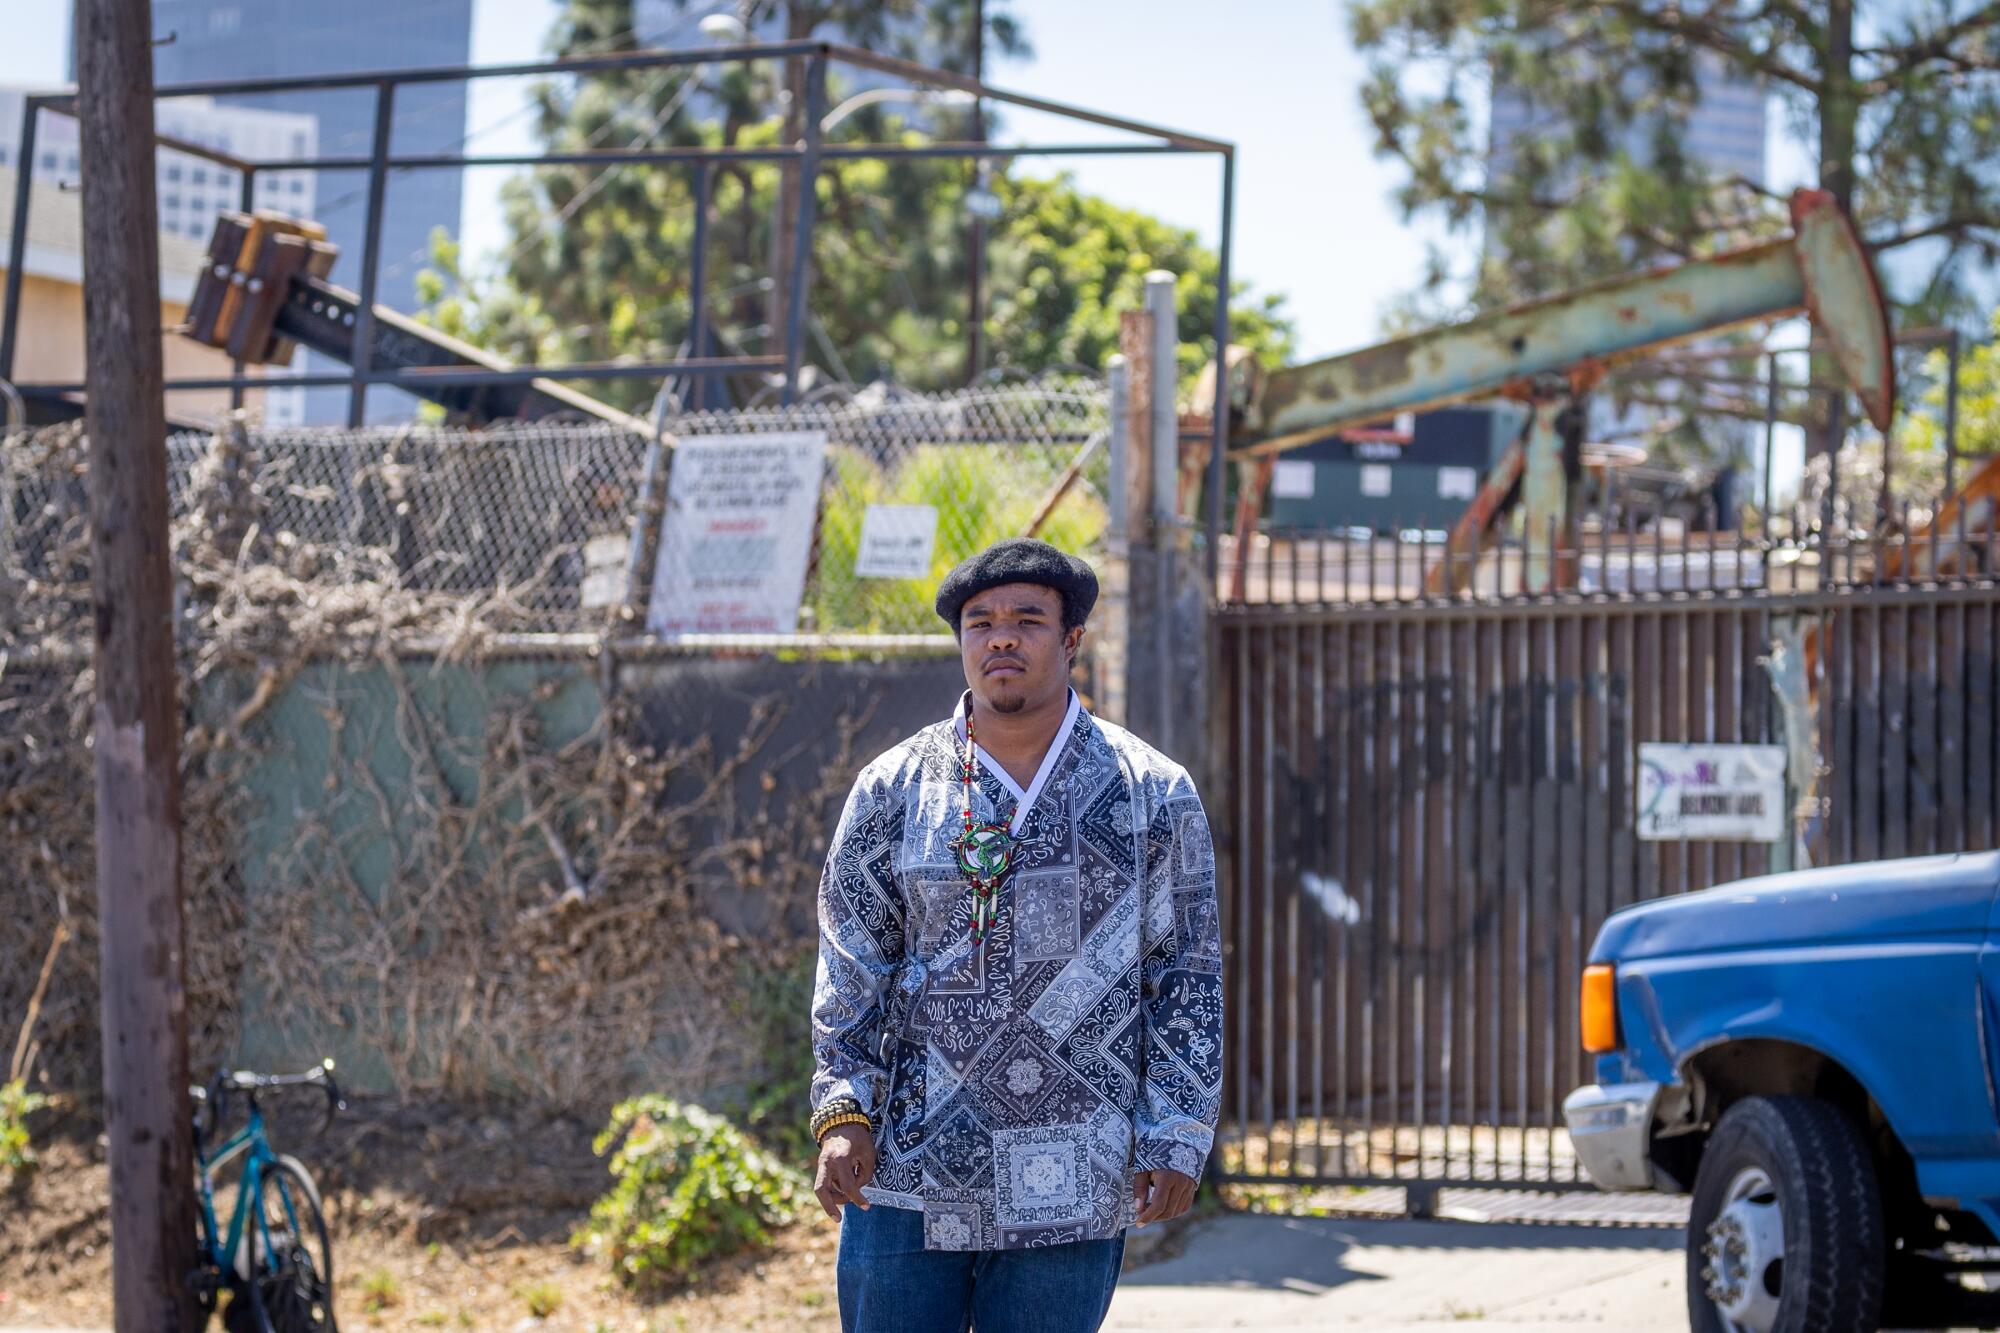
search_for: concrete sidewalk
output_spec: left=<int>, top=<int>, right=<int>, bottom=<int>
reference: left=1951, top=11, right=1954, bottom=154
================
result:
left=1109, top=1212, right=1684, bottom=1331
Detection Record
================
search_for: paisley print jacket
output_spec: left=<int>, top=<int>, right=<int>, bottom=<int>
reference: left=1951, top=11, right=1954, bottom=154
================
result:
left=810, top=690, right=1223, bottom=1251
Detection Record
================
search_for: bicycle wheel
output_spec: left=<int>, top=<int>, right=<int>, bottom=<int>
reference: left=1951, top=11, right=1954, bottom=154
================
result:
left=245, top=1154, right=337, bottom=1333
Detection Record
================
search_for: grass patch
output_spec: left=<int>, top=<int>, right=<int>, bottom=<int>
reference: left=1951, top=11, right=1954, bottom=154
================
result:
left=519, top=1281, right=562, bottom=1319
left=358, top=1269, right=402, bottom=1315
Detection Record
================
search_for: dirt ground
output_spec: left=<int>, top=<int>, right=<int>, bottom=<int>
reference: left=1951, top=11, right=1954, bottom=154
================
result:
left=0, top=1093, right=845, bottom=1332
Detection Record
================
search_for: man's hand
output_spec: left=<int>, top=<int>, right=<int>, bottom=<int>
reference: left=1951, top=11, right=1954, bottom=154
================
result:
left=813, top=1123, right=877, bottom=1220
left=1133, top=1168, right=1197, bottom=1225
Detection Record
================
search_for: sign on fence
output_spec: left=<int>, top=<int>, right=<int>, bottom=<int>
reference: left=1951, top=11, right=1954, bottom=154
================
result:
left=646, top=431, right=827, bottom=635
left=580, top=533, right=630, bottom=610
left=1636, top=742, right=1787, bottom=842
left=854, top=503, right=939, bottom=579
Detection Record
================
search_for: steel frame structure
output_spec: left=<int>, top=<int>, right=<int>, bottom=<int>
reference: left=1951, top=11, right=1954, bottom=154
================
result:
left=1, top=40, right=1236, bottom=579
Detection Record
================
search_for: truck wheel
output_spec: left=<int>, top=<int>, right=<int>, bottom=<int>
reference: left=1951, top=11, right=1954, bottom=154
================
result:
left=1687, top=1095, right=1884, bottom=1333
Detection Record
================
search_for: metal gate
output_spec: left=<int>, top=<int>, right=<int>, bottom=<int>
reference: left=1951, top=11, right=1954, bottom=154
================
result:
left=1211, top=532, right=2000, bottom=1199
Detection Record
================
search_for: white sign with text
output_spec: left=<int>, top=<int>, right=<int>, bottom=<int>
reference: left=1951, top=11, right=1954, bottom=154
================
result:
left=854, top=503, right=939, bottom=579
left=1636, top=742, right=1786, bottom=842
left=646, top=431, right=827, bottom=636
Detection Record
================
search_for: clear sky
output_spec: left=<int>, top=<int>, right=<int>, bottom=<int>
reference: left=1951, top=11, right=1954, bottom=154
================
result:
left=0, top=0, right=1440, bottom=361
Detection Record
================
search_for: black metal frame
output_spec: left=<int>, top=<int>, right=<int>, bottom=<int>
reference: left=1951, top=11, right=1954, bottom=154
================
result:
left=2, top=40, right=1237, bottom=579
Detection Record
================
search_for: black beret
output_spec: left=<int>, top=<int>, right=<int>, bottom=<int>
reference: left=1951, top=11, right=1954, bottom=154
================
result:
left=934, top=538, right=1099, bottom=630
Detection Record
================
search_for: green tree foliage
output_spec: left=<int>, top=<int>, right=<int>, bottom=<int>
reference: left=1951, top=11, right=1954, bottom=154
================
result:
left=1351, top=0, right=2000, bottom=328
left=1888, top=304, right=2000, bottom=501
left=418, top=0, right=1291, bottom=409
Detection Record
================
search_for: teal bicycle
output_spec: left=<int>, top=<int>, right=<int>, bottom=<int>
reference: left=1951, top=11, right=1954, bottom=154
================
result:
left=190, top=1060, right=344, bottom=1333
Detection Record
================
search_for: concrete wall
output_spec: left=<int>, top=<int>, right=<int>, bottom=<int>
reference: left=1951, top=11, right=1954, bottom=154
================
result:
left=213, top=647, right=969, bottom=1100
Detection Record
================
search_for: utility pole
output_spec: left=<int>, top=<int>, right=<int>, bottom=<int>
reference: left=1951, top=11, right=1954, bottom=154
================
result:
left=75, top=0, right=200, bottom=1328
left=964, top=0, right=986, bottom=384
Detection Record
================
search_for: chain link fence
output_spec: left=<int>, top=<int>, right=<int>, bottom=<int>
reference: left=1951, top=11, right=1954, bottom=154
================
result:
left=0, top=375, right=1111, bottom=645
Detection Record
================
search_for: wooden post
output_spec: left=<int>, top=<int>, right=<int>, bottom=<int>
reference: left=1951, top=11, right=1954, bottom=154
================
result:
left=1119, top=309, right=1154, bottom=543
left=75, top=0, right=200, bottom=1328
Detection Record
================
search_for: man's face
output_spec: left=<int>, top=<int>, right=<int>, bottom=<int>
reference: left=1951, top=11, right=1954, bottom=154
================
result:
left=958, top=581, right=1084, bottom=716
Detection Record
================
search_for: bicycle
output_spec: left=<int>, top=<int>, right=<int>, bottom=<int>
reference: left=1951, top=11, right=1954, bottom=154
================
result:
left=189, top=1059, right=344, bottom=1333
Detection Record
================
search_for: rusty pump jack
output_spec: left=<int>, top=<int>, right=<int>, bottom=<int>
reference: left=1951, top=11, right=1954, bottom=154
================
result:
left=181, top=211, right=654, bottom=431
left=1224, top=189, right=1898, bottom=594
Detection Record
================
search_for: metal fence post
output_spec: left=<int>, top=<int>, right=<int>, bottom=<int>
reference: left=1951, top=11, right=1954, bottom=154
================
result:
left=1207, top=150, right=1235, bottom=592
left=1146, top=270, right=1179, bottom=755
left=1097, top=355, right=1132, bottom=727
left=231, top=167, right=256, bottom=412
left=1943, top=328, right=1961, bottom=497
left=782, top=54, right=826, bottom=405
left=686, top=162, right=712, bottom=413
left=1, top=96, right=40, bottom=385
left=1108, top=354, right=1130, bottom=547
left=1146, top=270, right=1177, bottom=528
left=347, top=81, right=396, bottom=427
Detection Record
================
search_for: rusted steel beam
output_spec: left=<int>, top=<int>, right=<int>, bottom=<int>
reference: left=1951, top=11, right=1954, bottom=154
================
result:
left=1234, top=189, right=1895, bottom=461
left=1425, top=437, right=1525, bottom=596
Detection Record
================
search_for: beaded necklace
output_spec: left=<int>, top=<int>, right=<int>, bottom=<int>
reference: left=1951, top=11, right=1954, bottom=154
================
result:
left=954, top=709, right=1016, bottom=947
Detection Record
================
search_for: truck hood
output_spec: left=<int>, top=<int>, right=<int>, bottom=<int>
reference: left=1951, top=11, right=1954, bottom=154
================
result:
left=1592, top=851, right=2000, bottom=963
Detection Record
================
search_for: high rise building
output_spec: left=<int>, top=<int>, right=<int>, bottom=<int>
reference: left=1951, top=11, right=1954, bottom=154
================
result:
left=1488, top=51, right=1767, bottom=194
left=135, top=0, right=476, bottom=422
left=0, top=88, right=319, bottom=424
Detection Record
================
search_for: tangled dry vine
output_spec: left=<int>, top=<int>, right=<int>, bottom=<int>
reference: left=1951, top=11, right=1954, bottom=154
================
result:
left=2, top=419, right=861, bottom=1113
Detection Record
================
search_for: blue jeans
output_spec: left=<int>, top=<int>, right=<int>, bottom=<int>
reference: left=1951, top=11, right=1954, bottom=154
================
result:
left=836, top=1203, right=1125, bottom=1333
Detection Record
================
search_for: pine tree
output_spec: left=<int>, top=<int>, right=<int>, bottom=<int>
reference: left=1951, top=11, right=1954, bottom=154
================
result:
left=1351, top=0, right=2000, bottom=478
left=1353, top=0, right=2000, bottom=324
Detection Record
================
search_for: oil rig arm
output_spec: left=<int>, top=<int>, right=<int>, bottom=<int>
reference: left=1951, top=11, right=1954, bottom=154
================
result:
left=1219, top=189, right=1897, bottom=596
left=183, top=211, right=701, bottom=433
left=1234, top=189, right=1895, bottom=458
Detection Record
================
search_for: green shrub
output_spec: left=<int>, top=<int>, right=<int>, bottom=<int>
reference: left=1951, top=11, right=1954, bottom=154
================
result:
left=0, top=1079, right=48, bottom=1184
left=573, top=1098, right=805, bottom=1293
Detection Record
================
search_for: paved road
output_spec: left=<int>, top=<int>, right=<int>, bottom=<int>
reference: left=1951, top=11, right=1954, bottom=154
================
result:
left=1110, top=1213, right=1685, bottom=1331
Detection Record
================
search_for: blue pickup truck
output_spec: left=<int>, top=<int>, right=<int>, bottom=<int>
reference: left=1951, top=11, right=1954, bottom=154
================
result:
left=1564, top=850, right=2000, bottom=1332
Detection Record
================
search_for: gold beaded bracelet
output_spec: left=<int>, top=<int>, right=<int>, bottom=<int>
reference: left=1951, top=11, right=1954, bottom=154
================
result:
left=813, top=1112, right=871, bottom=1143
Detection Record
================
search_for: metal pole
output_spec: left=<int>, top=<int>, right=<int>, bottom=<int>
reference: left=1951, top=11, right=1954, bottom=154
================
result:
left=347, top=81, right=396, bottom=427
left=1, top=97, right=40, bottom=384
left=1943, top=327, right=1961, bottom=496
left=1762, top=351, right=1780, bottom=516
left=1145, top=270, right=1178, bottom=754
left=1146, top=270, right=1177, bottom=526
left=782, top=56, right=825, bottom=404
left=230, top=166, right=255, bottom=411
left=686, top=162, right=712, bottom=413
left=965, top=0, right=986, bottom=384
left=1206, top=149, right=1234, bottom=592
left=74, top=0, right=201, bottom=1324
left=1108, top=353, right=1130, bottom=546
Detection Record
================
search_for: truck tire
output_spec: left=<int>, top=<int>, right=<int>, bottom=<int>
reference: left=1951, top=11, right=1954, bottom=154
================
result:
left=1687, top=1095, right=1884, bottom=1333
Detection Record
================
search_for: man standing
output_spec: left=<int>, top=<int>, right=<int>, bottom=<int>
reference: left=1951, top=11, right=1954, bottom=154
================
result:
left=809, top=538, right=1223, bottom=1333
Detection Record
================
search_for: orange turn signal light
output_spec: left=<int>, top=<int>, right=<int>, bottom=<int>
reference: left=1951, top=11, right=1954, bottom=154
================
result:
left=1581, top=964, right=1618, bottom=1054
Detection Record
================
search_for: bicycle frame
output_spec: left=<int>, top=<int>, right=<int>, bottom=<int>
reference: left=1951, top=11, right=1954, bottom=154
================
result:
left=194, top=1102, right=296, bottom=1281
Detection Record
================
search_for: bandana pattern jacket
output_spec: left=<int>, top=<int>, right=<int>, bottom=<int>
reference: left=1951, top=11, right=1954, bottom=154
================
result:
left=810, top=692, right=1223, bottom=1251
